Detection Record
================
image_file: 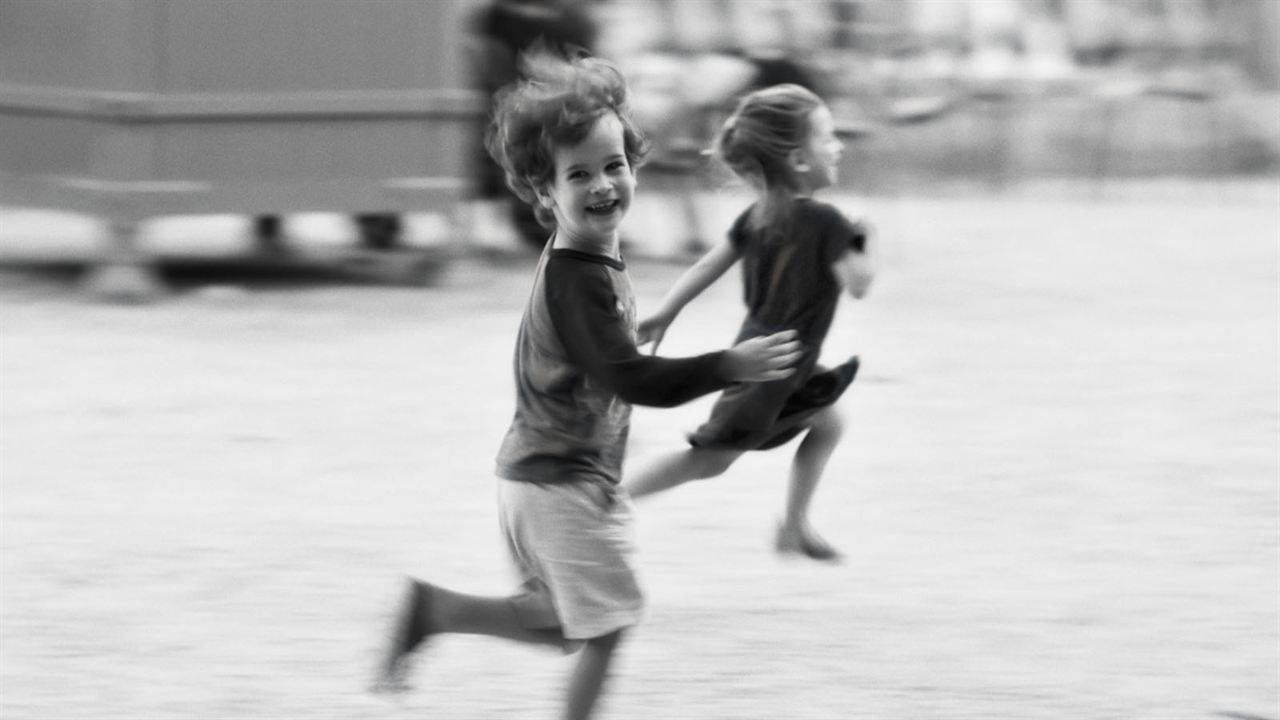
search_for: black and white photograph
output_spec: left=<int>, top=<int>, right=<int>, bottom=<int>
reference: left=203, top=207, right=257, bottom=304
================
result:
left=2, top=1, right=1277, bottom=718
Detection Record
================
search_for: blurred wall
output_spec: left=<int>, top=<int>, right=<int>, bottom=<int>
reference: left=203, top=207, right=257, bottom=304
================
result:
left=1244, top=0, right=1280, bottom=89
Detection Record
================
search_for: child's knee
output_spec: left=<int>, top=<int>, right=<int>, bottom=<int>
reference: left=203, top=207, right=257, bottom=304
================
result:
left=690, top=450, right=738, bottom=478
left=578, top=628, right=625, bottom=653
left=813, top=407, right=845, bottom=437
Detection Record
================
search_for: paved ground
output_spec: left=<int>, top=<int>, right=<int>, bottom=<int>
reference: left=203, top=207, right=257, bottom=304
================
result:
left=2, top=183, right=1278, bottom=719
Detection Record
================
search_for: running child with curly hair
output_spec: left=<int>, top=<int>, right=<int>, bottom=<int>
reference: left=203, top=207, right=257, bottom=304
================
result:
left=372, top=51, right=802, bottom=720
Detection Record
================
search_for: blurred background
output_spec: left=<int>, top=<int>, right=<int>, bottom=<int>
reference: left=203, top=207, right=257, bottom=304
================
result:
left=2, top=2, right=1278, bottom=719
left=1, top=0, right=1278, bottom=283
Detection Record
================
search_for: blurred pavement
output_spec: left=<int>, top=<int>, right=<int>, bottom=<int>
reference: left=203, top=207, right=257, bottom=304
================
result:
left=2, top=183, right=1278, bottom=719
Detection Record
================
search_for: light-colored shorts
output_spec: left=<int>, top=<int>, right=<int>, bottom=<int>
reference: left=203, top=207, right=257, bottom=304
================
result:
left=497, top=478, right=643, bottom=641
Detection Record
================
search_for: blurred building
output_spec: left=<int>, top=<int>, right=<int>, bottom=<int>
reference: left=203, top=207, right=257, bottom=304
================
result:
left=595, top=0, right=1280, bottom=191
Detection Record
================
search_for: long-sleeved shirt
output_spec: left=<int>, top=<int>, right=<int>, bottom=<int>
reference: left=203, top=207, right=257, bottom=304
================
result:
left=495, top=247, right=729, bottom=485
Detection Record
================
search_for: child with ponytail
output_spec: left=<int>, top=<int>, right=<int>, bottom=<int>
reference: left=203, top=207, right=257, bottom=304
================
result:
left=624, top=84, right=878, bottom=562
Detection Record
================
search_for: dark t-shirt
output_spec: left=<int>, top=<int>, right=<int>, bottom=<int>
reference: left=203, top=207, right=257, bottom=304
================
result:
left=688, top=198, right=866, bottom=450
left=730, top=198, right=864, bottom=350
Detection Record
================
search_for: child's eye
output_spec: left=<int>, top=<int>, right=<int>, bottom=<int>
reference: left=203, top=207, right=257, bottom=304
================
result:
left=607, top=160, right=627, bottom=172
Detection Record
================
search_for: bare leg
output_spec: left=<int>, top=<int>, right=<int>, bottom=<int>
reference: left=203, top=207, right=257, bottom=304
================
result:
left=374, top=579, right=562, bottom=691
left=623, top=448, right=742, bottom=500
left=777, top=407, right=845, bottom=560
left=563, top=629, right=624, bottom=720
left=430, top=584, right=564, bottom=646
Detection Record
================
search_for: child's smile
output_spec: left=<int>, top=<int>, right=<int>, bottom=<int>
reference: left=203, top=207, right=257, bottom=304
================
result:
left=540, top=112, right=635, bottom=252
left=585, top=198, right=621, bottom=215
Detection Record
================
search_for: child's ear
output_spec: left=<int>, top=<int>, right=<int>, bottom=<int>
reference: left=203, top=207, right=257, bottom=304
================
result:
left=534, top=188, right=555, bottom=209
left=789, top=148, right=810, bottom=173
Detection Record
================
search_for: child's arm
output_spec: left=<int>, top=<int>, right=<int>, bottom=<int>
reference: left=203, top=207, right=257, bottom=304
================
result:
left=831, top=220, right=877, bottom=299
left=547, top=260, right=798, bottom=408
left=638, top=238, right=740, bottom=351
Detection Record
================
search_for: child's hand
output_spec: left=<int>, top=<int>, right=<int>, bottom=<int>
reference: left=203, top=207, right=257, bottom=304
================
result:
left=834, top=224, right=878, bottom=299
left=722, top=330, right=803, bottom=382
left=637, top=314, right=674, bottom=354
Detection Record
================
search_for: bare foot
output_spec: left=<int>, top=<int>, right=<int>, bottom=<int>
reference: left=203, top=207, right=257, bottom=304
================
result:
left=775, top=522, right=843, bottom=562
left=371, top=578, right=435, bottom=693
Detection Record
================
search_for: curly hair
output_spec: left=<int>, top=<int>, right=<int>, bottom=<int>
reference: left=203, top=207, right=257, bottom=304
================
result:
left=712, top=84, right=824, bottom=235
left=484, top=50, right=650, bottom=229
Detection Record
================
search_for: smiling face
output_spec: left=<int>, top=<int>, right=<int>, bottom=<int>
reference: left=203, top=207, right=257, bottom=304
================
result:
left=797, top=105, right=843, bottom=190
left=538, top=112, right=636, bottom=252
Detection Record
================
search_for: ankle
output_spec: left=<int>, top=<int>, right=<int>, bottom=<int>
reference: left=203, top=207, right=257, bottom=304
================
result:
left=778, top=516, right=809, bottom=534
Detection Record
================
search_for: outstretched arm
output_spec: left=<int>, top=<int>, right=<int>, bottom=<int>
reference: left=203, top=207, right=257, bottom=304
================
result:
left=639, top=238, right=740, bottom=351
left=547, top=259, right=798, bottom=408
